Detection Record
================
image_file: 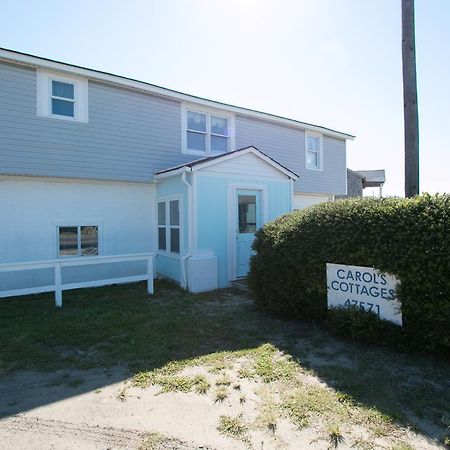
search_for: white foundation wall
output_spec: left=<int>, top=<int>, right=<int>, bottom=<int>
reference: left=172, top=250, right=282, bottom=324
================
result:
left=0, top=176, right=156, bottom=289
left=292, top=193, right=333, bottom=210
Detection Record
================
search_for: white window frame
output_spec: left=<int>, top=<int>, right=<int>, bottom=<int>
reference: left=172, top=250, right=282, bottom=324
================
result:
left=156, top=196, right=183, bottom=257
left=37, top=69, right=89, bottom=122
left=56, top=224, right=100, bottom=258
left=305, top=131, right=323, bottom=171
left=181, top=103, right=235, bottom=156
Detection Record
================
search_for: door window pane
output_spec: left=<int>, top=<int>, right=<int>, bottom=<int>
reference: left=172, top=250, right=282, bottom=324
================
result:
left=158, top=202, right=166, bottom=226
left=59, top=227, right=78, bottom=256
left=211, top=135, right=228, bottom=153
left=170, top=228, right=180, bottom=253
left=170, top=200, right=179, bottom=226
left=158, top=227, right=166, bottom=251
left=80, top=226, right=98, bottom=256
left=187, top=111, right=206, bottom=132
left=187, top=131, right=206, bottom=151
left=238, top=195, right=257, bottom=233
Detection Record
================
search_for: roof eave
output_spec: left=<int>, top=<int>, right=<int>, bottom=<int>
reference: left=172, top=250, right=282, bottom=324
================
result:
left=0, top=47, right=355, bottom=141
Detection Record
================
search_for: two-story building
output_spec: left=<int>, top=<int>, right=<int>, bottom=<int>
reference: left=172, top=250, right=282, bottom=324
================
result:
left=0, top=48, right=354, bottom=294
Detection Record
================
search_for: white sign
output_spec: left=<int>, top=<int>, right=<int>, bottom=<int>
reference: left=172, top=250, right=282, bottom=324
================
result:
left=326, top=263, right=402, bottom=326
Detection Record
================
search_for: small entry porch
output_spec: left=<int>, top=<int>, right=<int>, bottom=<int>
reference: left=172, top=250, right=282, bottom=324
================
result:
left=154, top=146, right=298, bottom=293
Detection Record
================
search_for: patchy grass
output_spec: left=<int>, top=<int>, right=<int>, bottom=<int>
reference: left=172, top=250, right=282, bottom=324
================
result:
left=138, top=432, right=208, bottom=450
left=327, top=424, right=345, bottom=448
left=215, top=373, right=232, bottom=386
left=214, top=386, right=229, bottom=403
left=217, top=414, right=247, bottom=439
left=253, top=343, right=298, bottom=383
left=1, top=280, right=449, bottom=448
left=133, top=368, right=210, bottom=395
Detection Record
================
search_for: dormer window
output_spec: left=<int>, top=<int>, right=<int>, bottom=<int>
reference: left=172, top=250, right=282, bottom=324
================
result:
left=37, top=69, right=88, bottom=122
left=182, top=104, right=235, bottom=156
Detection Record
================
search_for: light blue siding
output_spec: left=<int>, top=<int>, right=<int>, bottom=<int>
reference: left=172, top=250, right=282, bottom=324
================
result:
left=196, top=176, right=228, bottom=287
left=157, top=254, right=181, bottom=282
left=235, top=115, right=347, bottom=195
left=0, top=62, right=195, bottom=182
left=0, top=60, right=347, bottom=196
left=196, top=174, right=291, bottom=288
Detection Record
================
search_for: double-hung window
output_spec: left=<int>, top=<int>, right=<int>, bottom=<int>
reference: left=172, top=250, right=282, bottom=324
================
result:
left=158, top=199, right=180, bottom=254
left=37, top=69, right=89, bottom=122
left=51, top=80, right=75, bottom=117
left=183, top=105, right=234, bottom=156
left=58, top=225, right=98, bottom=257
left=305, top=132, right=323, bottom=170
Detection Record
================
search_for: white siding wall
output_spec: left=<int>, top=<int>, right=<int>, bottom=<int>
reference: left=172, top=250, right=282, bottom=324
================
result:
left=292, top=193, right=333, bottom=210
left=0, top=176, right=156, bottom=263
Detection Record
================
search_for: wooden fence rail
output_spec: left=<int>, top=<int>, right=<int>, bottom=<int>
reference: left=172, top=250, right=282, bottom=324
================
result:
left=0, top=253, right=154, bottom=307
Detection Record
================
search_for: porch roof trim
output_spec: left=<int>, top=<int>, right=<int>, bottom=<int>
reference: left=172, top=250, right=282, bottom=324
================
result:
left=155, top=146, right=299, bottom=181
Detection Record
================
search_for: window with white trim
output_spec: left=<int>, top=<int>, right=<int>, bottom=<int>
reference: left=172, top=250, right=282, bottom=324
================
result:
left=305, top=132, right=323, bottom=170
left=37, top=69, right=89, bottom=122
left=58, top=225, right=98, bottom=257
left=158, top=199, right=180, bottom=254
left=183, top=105, right=234, bottom=156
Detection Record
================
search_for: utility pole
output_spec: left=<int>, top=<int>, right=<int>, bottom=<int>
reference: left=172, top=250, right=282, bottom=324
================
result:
left=402, top=0, right=420, bottom=197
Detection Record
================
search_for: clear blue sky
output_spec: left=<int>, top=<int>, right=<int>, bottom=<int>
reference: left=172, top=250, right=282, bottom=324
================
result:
left=1, top=0, right=449, bottom=196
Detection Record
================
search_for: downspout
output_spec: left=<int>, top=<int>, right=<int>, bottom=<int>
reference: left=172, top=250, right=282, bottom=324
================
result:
left=180, top=170, right=192, bottom=289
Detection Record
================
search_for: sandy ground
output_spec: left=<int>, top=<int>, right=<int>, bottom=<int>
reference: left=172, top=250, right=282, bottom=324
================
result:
left=0, top=365, right=444, bottom=450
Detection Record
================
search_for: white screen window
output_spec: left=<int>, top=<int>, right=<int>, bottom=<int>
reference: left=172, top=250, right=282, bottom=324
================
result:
left=158, top=199, right=180, bottom=254
left=183, top=105, right=234, bottom=156
left=305, top=133, right=322, bottom=170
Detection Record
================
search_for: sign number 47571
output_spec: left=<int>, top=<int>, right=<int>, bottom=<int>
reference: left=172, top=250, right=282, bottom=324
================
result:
left=344, top=299, right=380, bottom=316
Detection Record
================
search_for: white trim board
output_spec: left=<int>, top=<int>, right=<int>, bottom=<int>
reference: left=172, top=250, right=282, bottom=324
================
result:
left=37, top=69, right=89, bottom=123
left=0, top=48, right=354, bottom=141
left=181, top=102, right=236, bottom=156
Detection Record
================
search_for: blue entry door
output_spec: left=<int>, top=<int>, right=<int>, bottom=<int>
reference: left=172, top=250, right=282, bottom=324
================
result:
left=236, top=190, right=261, bottom=278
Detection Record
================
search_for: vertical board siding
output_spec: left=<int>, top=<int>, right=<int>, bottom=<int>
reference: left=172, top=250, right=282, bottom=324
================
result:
left=235, top=115, right=347, bottom=195
left=196, top=175, right=230, bottom=287
left=196, top=173, right=291, bottom=288
left=267, top=182, right=292, bottom=220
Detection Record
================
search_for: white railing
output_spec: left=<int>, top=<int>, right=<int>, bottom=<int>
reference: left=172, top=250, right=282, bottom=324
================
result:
left=0, top=253, right=154, bottom=307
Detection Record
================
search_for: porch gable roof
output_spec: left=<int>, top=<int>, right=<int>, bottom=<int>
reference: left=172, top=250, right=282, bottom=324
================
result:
left=155, top=146, right=299, bottom=181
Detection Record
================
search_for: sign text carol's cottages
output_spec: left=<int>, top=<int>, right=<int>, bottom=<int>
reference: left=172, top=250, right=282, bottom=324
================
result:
left=326, top=263, right=402, bottom=326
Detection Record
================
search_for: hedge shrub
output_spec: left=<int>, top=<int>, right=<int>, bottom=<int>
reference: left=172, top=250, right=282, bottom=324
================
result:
left=248, top=194, right=450, bottom=354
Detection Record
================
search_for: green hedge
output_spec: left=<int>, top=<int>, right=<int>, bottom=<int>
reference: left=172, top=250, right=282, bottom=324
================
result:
left=248, top=194, right=450, bottom=354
